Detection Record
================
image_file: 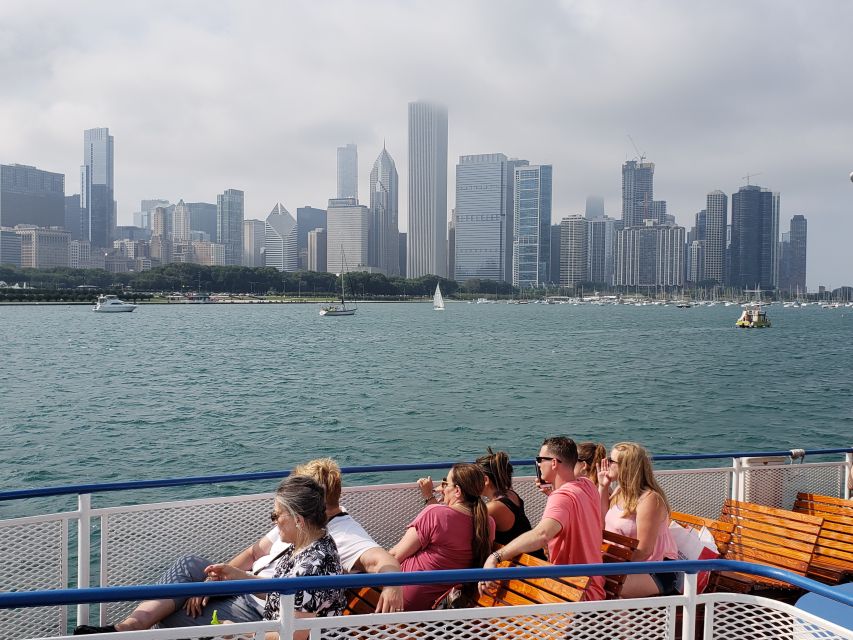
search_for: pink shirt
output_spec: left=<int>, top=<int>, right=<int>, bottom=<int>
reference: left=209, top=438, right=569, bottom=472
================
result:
left=400, top=504, right=496, bottom=611
left=605, top=495, right=678, bottom=562
left=541, top=477, right=605, bottom=601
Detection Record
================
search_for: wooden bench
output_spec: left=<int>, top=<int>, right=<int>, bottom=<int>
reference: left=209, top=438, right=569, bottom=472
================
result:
left=670, top=511, right=746, bottom=593
left=717, top=499, right=823, bottom=593
left=477, top=551, right=589, bottom=607
left=343, top=585, right=383, bottom=615
left=793, top=492, right=853, bottom=584
left=601, top=529, right=639, bottom=599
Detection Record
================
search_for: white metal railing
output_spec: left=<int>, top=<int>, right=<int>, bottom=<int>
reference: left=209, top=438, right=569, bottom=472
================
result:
left=0, top=451, right=850, bottom=637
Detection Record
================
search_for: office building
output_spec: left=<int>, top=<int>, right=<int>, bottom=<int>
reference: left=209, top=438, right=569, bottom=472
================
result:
left=0, top=164, right=65, bottom=230
left=587, top=217, right=618, bottom=285
left=296, top=206, right=327, bottom=270
left=622, top=160, right=655, bottom=228
left=181, top=202, right=217, bottom=241
left=0, top=229, right=22, bottom=267
left=369, top=146, right=400, bottom=275
left=550, top=223, right=561, bottom=287
left=585, top=195, right=605, bottom=219
left=407, top=101, right=448, bottom=278
left=264, top=203, right=298, bottom=272
left=308, top=228, right=327, bottom=272
left=138, top=199, right=169, bottom=230
left=172, top=200, right=191, bottom=243
left=15, top=226, right=70, bottom=269
left=729, top=185, right=779, bottom=290
left=337, top=143, right=358, bottom=200
left=326, top=197, right=369, bottom=273
left=559, top=215, right=588, bottom=287
left=192, top=241, right=225, bottom=267
left=398, top=233, right=407, bottom=277
left=65, top=195, right=82, bottom=241
left=454, top=153, right=527, bottom=283
left=705, top=191, right=727, bottom=285
left=512, top=164, right=552, bottom=288
left=243, top=219, right=265, bottom=267
left=448, top=214, right=456, bottom=280
left=687, top=241, right=706, bottom=284
left=614, top=220, right=685, bottom=288
left=80, top=127, right=115, bottom=248
left=217, top=188, right=244, bottom=266
left=779, top=214, right=807, bottom=294
left=151, top=207, right=171, bottom=238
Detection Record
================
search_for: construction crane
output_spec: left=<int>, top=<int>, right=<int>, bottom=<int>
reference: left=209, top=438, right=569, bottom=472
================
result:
left=742, top=172, right=763, bottom=186
left=627, top=135, right=646, bottom=164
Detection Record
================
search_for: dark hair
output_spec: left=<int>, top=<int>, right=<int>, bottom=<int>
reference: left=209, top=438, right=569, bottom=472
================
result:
left=275, top=475, right=328, bottom=529
left=449, top=463, right=492, bottom=600
left=475, top=447, right=514, bottom=495
left=577, top=442, right=607, bottom=484
left=542, top=436, right=578, bottom=466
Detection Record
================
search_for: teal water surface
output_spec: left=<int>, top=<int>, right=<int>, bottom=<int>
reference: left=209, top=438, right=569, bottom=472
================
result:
left=1, top=302, right=850, bottom=511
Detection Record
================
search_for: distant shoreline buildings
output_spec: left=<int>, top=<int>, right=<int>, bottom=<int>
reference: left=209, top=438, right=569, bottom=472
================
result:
left=0, top=111, right=816, bottom=293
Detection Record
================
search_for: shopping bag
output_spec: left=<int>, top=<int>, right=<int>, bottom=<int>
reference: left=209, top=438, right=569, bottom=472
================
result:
left=668, top=522, right=719, bottom=593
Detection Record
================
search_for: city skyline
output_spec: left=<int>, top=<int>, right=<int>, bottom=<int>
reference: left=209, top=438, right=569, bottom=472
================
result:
left=1, top=2, right=851, bottom=287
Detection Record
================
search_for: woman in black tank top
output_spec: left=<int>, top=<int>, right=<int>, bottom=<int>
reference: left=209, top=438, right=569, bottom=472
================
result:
left=476, top=448, right=545, bottom=558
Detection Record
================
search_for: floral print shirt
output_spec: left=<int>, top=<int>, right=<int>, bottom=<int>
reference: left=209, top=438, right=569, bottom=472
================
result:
left=263, top=533, right=346, bottom=620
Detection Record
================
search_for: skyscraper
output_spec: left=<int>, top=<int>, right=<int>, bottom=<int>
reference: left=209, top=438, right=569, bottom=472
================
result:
left=308, top=228, right=327, bottom=272
left=407, top=101, right=448, bottom=278
left=779, top=214, right=807, bottom=294
left=64, top=195, right=82, bottom=241
left=217, top=188, right=244, bottom=266
left=621, top=160, right=655, bottom=228
left=326, top=197, right=369, bottom=273
left=585, top=195, right=605, bottom=219
left=264, top=203, right=298, bottom=272
left=80, top=128, right=115, bottom=248
left=243, top=218, right=265, bottom=267
left=185, top=202, right=217, bottom=241
left=705, top=191, right=727, bottom=285
left=614, top=220, right=685, bottom=288
left=296, top=206, right=327, bottom=270
left=337, top=144, right=358, bottom=200
left=512, top=164, right=552, bottom=288
left=172, top=200, right=191, bottom=243
left=559, top=215, right=588, bottom=287
left=587, top=217, right=619, bottom=285
left=729, top=185, right=779, bottom=290
left=454, top=153, right=526, bottom=283
left=369, top=145, right=399, bottom=276
left=0, top=164, right=65, bottom=231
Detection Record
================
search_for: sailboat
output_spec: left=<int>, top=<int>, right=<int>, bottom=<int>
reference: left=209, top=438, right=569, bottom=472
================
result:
left=433, top=283, right=446, bottom=311
left=320, top=251, right=356, bottom=317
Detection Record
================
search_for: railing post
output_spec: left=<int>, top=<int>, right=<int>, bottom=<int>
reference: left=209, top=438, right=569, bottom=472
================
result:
left=845, top=450, right=852, bottom=500
left=732, top=457, right=743, bottom=501
left=77, top=493, right=91, bottom=625
left=681, top=572, right=698, bottom=640
left=278, top=594, right=295, bottom=640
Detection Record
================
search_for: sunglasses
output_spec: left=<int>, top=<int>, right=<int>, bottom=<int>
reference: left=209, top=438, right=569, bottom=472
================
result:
left=535, top=456, right=562, bottom=464
left=607, top=458, right=619, bottom=465
left=439, top=477, right=456, bottom=489
left=270, top=511, right=283, bottom=523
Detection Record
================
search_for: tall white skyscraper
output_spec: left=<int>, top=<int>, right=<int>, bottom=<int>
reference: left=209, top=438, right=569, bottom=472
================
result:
left=369, top=145, right=399, bottom=276
left=337, top=144, right=358, bottom=200
left=172, top=199, right=191, bottom=243
left=264, top=203, right=298, bottom=272
left=454, top=153, right=527, bottom=283
left=327, top=197, right=369, bottom=273
left=217, top=188, right=244, bottom=266
left=407, top=101, right=448, bottom=278
left=559, top=215, right=588, bottom=287
left=80, top=127, right=115, bottom=248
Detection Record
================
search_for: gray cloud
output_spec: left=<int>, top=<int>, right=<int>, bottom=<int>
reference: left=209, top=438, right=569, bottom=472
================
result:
left=0, top=0, right=850, bottom=288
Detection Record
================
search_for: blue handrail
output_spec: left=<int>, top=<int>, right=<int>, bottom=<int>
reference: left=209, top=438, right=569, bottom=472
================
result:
left=0, top=560, right=851, bottom=609
left=0, top=448, right=850, bottom=502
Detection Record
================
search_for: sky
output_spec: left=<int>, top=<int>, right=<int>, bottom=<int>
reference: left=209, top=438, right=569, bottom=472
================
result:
left=1, top=0, right=851, bottom=289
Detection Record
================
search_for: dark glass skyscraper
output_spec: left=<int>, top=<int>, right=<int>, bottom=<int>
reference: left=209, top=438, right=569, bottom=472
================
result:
left=779, top=214, right=807, bottom=294
left=621, top=160, right=655, bottom=228
left=296, top=206, right=327, bottom=270
left=80, top=128, right=115, bottom=249
left=729, top=185, right=779, bottom=290
left=0, top=164, right=65, bottom=229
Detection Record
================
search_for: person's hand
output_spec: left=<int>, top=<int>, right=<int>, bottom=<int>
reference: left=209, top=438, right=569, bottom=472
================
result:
left=478, top=553, right=500, bottom=596
left=375, top=585, right=404, bottom=613
left=534, top=480, right=553, bottom=496
left=417, top=476, right=435, bottom=501
left=184, top=594, right=209, bottom=618
left=218, top=620, right=254, bottom=640
left=204, top=563, right=249, bottom=582
left=597, top=458, right=612, bottom=491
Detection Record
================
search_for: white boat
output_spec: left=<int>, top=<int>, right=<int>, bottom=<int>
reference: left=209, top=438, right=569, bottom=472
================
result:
left=92, top=294, right=137, bottom=313
left=320, top=250, right=357, bottom=317
left=433, top=283, right=445, bottom=311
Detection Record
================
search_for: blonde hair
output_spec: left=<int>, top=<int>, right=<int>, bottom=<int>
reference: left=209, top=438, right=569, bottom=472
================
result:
left=292, top=458, right=342, bottom=507
left=612, top=442, right=670, bottom=516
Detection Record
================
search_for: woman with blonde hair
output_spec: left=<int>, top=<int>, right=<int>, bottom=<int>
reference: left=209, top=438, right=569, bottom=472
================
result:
left=598, top=442, right=679, bottom=598
left=393, top=463, right=495, bottom=610
left=576, top=442, right=607, bottom=486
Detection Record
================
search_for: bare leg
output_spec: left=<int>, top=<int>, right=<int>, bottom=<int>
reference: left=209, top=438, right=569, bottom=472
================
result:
left=620, top=573, right=661, bottom=599
left=115, top=599, right=177, bottom=631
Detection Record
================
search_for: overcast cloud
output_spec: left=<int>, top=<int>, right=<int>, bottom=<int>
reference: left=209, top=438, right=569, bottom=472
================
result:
left=1, top=0, right=851, bottom=288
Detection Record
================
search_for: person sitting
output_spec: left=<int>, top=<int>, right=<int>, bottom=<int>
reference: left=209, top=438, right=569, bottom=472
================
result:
left=74, top=475, right=345, bottom=635
left=598, top=442, right=679, bottom=598
left=576, top=442, right=608, bottom=486
left=391, top=463, right=495, bottom=610
left=481, top=437, right=605, bottom=601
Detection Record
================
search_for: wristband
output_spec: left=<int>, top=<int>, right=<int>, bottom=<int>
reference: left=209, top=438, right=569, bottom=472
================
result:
left=423, top=496, right=433, bottom=504
left=491, top=550, right=503, bottom=564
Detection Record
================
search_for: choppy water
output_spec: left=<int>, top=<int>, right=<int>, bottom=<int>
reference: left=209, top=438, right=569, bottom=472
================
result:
left=1, top=302, right=851, bottom=514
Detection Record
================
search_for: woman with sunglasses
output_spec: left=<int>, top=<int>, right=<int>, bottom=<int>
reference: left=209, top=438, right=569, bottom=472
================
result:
left=74, top=475, right=345, bottom=635
left=598, top=442, right=679, bottom=598
left=393, top=463, right=495, bottom=610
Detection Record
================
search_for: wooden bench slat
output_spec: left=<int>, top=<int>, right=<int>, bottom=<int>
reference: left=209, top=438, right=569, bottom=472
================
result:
left=794, top=492, right=853, bottom=584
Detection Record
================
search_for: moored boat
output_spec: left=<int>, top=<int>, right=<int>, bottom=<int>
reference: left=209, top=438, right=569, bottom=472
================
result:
left=92, top=295, right=137, bottom=313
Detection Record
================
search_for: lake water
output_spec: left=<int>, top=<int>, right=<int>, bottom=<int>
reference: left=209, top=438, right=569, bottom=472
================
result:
left=1, top=301, right=851, bottom=515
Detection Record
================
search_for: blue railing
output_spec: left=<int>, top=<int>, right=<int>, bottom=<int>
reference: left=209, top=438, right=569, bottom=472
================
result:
left=0, top=560, right=851, bottom=609
left=1, top=447, right=850, bottom=502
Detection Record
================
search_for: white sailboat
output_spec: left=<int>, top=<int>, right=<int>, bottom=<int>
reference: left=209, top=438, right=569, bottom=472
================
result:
left=433, top=283, right=446, bottom=311
left=320, top=250, right=356, bottom=317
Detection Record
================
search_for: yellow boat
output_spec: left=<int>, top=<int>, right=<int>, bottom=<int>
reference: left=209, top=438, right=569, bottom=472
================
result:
left=736, top=303, right=771, bottom=328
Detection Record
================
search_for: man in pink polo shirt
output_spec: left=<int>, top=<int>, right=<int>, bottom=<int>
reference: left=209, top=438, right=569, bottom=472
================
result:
left=480, top=436, right=605, bottom=600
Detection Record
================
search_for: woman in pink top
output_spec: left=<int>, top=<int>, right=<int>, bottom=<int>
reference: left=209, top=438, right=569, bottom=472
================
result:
left=390, top=463, right=495, bottom=610
left=598, top=442, right=679, bottom=598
